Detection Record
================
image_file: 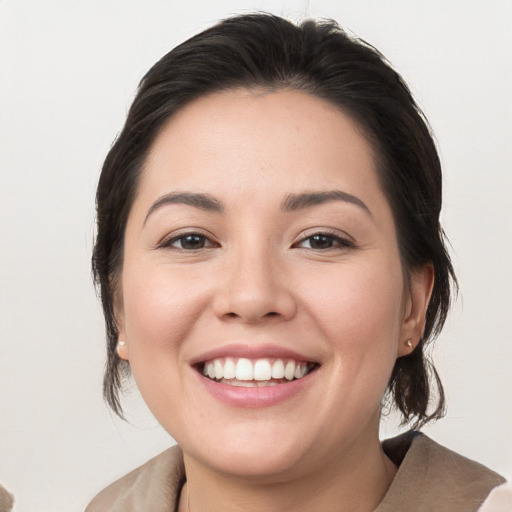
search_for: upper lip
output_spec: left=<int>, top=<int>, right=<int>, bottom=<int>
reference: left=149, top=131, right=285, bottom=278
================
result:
left=189, top=343, right=320, bottom=366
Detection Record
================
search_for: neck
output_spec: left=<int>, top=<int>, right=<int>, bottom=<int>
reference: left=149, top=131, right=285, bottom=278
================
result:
left=180, top=428, right=397, bottom=512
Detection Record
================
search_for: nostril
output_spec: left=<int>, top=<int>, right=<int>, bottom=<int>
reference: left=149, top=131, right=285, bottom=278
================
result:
left=223, top=310, right=280, bottom=321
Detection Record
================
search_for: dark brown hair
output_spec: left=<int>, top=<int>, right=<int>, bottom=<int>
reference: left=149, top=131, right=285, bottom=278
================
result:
left=92, top=13, right=457, bottom=426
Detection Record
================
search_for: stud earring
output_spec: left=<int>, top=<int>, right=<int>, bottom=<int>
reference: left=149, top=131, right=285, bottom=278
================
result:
left=116, top=340, right=126, bottom=354
left=406, top=339, right=413, bottom=348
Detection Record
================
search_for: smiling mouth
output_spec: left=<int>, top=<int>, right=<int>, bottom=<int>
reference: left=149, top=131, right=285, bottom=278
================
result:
left=199, top=357, right=318, bottom=387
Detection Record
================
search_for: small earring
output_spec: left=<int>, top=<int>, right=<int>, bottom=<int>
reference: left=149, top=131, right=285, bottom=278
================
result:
left=406, top=339, right=413, bottom=348
left=117, top=340, right=126, bottom=354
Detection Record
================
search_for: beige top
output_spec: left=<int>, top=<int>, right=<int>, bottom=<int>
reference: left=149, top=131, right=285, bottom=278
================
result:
left=86, top=432, right=505, bottom=512
left=0, top=483, right=14, bottom=512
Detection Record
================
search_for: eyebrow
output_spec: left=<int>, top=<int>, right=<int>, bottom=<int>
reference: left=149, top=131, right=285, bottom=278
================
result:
left=144, top=192, right=224, bottom=224
left=280, top=190, right=372, bottom=216
left=144, top=189, right=371, bottom=224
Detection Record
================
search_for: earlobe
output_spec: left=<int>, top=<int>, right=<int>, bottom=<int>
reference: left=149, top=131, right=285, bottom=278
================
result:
left=115, top=313, right=129, bottom=361
left=398, top=264, right=434, bottom=357
left=113, top=292, right=129, bottom=361
left=116, top=339, right=129, bottom=360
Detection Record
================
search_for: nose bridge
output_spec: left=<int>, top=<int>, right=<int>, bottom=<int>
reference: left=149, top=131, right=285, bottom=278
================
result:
left=213, top=232, right=296, bottom=322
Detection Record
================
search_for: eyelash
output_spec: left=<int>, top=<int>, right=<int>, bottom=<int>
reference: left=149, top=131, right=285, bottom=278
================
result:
left=159, top=230, right=354, bottom=252
left=293, top=231, right=354, bottom=251
left=159, top=232, right=218, bottom=251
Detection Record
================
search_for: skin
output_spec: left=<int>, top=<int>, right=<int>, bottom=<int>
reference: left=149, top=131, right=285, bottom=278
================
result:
left=116, top=89, right=433, bottom=512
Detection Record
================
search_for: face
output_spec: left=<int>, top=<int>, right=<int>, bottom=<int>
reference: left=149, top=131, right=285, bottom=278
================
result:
left=117, top=89, right=431, bottom=481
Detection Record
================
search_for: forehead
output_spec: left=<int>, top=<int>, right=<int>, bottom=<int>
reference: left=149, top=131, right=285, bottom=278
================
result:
left=137, top=88, right=385, bottom=212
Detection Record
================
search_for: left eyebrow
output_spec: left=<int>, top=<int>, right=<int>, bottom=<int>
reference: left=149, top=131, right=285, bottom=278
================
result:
left=280, top=190, right=372, bottom=216
left=144, top=192, right=224, bottom=225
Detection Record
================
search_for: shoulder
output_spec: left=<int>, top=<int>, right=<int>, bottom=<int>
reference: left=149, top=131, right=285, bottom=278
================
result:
left=0, top=483, right=14, bottom=512
left=85, top=445, right=185, bottom=512
left=378, top=431, right=506, bottom=512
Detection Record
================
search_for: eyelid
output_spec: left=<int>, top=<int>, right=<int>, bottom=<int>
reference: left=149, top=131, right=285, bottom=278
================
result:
left=295, top=226, right=354, bottom=242
left=292, top=227, right=355, bottom=249
left=157, top=228, right=220, bottom=249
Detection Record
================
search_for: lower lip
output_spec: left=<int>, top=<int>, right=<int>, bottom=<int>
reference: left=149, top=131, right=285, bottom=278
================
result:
left=197, top=371, right=316, bottom=408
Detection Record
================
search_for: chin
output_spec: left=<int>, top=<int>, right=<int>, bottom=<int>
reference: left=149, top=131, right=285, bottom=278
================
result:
left=180, top=424, right=312, bottom=481
left=205, top=446, right=307, bottom=481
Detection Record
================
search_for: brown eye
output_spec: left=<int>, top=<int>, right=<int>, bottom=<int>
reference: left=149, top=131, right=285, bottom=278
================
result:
left=165, top=233, right=216, bottom=250
left=307, top=235, right=335, bottom=249
left=295, top=233, right=353, bottom=250
left=180, top=235, right=206, bottom=249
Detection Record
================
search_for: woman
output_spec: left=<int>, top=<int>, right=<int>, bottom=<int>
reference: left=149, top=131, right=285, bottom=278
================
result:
left=86, top=14, right=507, bottom=511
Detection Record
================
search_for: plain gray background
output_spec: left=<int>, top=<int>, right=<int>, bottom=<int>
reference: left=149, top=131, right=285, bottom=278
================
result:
left=1, top=1, right=511, bottom=510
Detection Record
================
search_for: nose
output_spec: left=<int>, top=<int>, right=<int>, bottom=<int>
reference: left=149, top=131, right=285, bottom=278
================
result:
left=212, top=245, right=297, bottom=324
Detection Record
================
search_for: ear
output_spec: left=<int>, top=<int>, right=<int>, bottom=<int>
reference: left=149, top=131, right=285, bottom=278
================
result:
left=114, top=291, right=130, bottom=361
left=397, top=264, right=435, bottom=357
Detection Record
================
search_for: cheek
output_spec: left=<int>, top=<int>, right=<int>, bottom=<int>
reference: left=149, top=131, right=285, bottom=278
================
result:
left=286, top=261, right=405, bottom=443
left=302, top=261, right=404, bottom=376
left=118, top=265, right=211, bottom=423
left=308, top=260, right=403, bottom=331
left=121, top=263, right=208, bottom=360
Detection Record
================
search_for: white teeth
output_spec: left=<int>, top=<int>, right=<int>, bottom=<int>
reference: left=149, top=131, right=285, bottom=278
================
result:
left=223, top=357, right=236, bottom=379
left=214, top=359, right=223, bottom=380
left=235, top=358, right=253, bottom=381
left=202, top=357, right=313, bottom=383
left=271, top=359, right=285, bottom=379
left=284, top=360, right=296, bottom=380
left=254, top=359, right=272, bottom=380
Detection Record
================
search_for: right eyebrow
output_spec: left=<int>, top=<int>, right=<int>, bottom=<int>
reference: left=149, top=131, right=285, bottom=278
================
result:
left=144, top=192, right=224, bottom=225
left=280, top=190, right=372, bottom=216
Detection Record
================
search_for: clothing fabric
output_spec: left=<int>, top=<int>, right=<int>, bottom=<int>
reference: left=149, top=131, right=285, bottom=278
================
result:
left=86, top=431, right=506, bottom=512
left=0, top=483, right=14, bottom=512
